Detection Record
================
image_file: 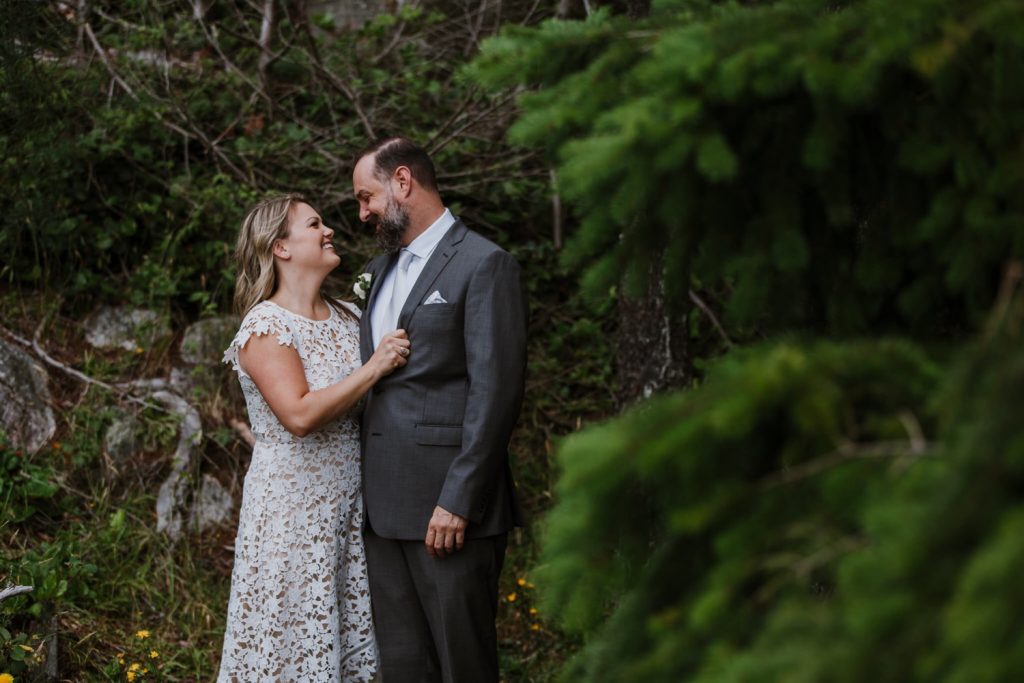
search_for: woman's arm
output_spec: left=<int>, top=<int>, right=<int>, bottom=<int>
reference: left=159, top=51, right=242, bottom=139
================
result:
left=240, top=329, right=410, bottom=437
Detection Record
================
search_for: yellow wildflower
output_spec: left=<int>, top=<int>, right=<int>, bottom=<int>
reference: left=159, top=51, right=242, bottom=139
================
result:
left=126, top=672, right=136, bottom=682
left=530, top=623, right=540, bottom=631
left=516, top=578, right=526, bottom=587
left=135, top=347, right=144, bottom=354
left=149, top=650, right=159, bottom=659
left=128, top=663, right=141, bottom=672
left=529, top=607, right=538, bottom=615
left=506, top=592, right=517, bottom=602
left=0, top=673, right=14, bottom=683
left=134, top=630, right=150, bottom=640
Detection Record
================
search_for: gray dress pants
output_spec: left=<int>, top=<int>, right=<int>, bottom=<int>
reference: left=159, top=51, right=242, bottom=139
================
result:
left=364, top=527, right=507, bottom=683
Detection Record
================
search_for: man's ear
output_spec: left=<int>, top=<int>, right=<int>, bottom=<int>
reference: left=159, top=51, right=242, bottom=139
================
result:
left=392, top=165, right=413, bottom=198
left=272, top=239, right=290, bottom=260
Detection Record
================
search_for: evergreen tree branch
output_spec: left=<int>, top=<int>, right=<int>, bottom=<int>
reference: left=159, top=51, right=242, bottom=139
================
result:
left=763, top=437, right=935, bottom=489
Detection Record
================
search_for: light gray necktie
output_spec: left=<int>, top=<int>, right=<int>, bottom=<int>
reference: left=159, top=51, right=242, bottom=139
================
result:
left=385, top=249, right=415, bottom=334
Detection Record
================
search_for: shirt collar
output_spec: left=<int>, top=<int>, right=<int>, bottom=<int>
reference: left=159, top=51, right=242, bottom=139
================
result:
left=404, top=208, right=455, bottom=261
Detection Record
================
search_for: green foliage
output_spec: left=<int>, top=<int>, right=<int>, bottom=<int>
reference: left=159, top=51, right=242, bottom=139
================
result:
left=0, top=436, right=61, bottom=524
left=0, top=1, right=550, bottom=317
left=533, top=296, right=1024, bottom=682
left=470, top=1, right=1024, bottom=680
left=540, top=339, right=940, bottom=681
left=471, top=0, right=1024, bottom=336
left=1, top=3, right=595, bottom=679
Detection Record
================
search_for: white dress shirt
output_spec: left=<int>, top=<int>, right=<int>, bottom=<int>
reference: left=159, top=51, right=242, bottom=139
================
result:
left=370, top=208, right=456, bottom=349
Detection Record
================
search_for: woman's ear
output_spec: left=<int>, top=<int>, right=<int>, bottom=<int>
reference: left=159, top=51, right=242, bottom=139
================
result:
left=272, top=239, right=290, bottom=260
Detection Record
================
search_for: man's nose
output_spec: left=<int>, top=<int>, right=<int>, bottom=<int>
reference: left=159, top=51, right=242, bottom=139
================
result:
left=359, top=205, right=370, bottom=223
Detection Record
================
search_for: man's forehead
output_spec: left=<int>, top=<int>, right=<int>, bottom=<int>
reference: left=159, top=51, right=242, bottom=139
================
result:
left=353, top=155, right=376, bottom=178
left=353, top=156, right=382, bottom=191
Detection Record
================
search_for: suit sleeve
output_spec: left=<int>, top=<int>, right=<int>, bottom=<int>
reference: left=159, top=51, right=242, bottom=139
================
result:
left=436, top=249, right=528, bottom=523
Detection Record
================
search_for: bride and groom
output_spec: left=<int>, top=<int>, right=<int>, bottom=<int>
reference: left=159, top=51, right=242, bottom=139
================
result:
left=218, top=137, right=527, bottom=682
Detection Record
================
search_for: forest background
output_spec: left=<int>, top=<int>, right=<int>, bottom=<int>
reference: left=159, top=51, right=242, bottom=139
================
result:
left=2, top=0, right=1024, bottom=681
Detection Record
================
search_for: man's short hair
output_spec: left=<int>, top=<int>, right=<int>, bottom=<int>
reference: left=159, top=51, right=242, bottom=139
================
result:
left=357, top=137, right=438, bottom=193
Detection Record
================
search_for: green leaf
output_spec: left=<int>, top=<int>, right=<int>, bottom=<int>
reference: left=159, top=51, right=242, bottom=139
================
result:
left=695, top=133, right=738, bottom=182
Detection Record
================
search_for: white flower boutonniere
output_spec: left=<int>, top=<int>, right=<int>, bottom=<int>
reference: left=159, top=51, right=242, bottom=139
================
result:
left=353, top=272, right=373, bottom=301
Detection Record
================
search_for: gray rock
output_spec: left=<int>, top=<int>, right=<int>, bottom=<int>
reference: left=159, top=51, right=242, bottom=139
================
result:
left=168, top=365, right=195, bottom=397
left=0, top=339, right=56, bottom=453
left=147, top=388, right=202, bottom=540
left=189, top=474, right=234, bottom=532
left=84, top=306, right=170, bottom=351
left=103, top=413, right=142, bottom=467
left=180, top=316, right=239, bottom=365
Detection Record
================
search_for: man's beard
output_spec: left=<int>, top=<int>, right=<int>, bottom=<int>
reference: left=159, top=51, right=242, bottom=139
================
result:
left=372, top=196, right=409, bottom=254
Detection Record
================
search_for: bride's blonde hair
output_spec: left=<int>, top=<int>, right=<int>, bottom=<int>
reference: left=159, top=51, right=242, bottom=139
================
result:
left=233, top=193, right=355, bottom=320
left=233, top=194, right=304, bottom=316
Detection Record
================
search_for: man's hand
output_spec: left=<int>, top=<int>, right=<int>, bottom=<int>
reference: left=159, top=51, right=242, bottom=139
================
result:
left=425, top=505, right=468, bottom=558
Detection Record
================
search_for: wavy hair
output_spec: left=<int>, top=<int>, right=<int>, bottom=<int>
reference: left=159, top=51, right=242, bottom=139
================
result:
left=232, top=193, right=304, bottom=317
left=233, top=194, right=355, bottom=320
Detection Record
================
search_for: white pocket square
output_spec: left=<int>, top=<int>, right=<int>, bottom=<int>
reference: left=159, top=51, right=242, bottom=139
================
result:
left=423, top=290, right=448, bottom=305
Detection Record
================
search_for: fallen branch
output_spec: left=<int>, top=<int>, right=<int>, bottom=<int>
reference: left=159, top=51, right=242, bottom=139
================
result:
left=0, top=584, right=34, bottom=602
left=0, top=321, right=170, bottom=415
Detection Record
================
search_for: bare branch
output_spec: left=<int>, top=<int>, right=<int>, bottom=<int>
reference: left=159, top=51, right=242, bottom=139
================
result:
left=0, top=585, right=34, bottom=602
left=689, top=289, right=733, bottom=348
left=0, top=322, right=170, bottom=415
left=82, top=21, right=136, bottom=98
left=551, top=168, right=563, bottom=250
left=257, top=0, right=275, bottom=91
left=297, top=16, right=376, bottom=139
left=428, top=90, right=520, bottom=155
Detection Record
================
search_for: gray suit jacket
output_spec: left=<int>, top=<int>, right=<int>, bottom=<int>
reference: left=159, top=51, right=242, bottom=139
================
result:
left=359, top=219, right=527, bottom=540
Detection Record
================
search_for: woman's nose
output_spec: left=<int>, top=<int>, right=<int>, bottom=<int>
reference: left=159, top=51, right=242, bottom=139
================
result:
left=323, top=225, right=334, bottom=238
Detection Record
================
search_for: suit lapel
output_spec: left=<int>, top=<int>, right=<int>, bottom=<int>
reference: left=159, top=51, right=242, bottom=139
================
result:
left=398, top=220, right=468, bottom=330
left=361, top=253, right=394, bottom=361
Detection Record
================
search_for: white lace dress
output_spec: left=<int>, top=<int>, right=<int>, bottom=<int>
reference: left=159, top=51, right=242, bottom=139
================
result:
left=218, top=299, right=378, bottom=682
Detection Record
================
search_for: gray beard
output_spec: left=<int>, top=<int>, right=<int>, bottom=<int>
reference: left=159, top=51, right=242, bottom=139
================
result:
left=374, top=200, right=409, bottom=254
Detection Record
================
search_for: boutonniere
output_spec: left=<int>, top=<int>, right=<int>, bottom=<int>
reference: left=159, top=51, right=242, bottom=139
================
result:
left=353, top=272, right=373, bottom=301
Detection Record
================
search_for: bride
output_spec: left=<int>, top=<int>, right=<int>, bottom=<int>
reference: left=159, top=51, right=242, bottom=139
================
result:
left=219, top=194, right=408, bottom=681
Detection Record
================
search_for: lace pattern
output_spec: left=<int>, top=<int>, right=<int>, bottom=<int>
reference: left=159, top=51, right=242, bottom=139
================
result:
left=218, top=300, right=377, bottom=682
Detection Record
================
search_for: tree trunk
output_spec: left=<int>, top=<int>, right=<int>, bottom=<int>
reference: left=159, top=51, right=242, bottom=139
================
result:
left=616, top=256, right=691, bottom=407
left=607, top=0, right=686, bottom=409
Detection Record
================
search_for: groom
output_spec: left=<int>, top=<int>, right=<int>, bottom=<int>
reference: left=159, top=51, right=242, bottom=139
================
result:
left=353, top=137, right=527, bottom=682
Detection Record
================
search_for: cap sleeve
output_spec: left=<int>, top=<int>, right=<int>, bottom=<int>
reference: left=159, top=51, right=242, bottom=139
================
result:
left=222, top=302, right=297, bottom=375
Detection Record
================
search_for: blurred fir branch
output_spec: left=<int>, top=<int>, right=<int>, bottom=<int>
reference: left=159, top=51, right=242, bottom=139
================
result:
left=468, top=0, right=1024, bottom=681
left=470, top=0, right=1024, bottom=337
